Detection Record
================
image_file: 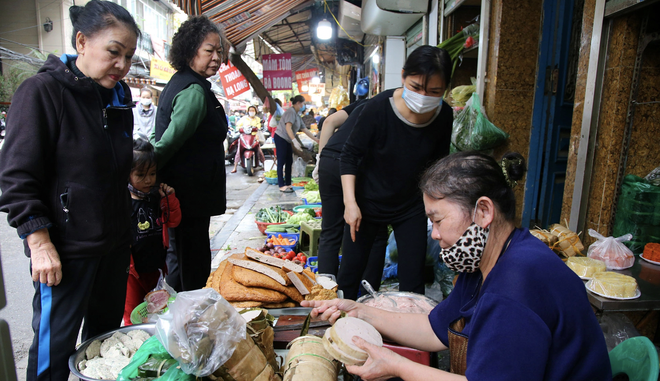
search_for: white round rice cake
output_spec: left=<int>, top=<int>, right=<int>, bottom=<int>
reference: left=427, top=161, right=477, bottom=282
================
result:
left=322, top=329, right=366, bottom=366
left=332, top=317, right=383, bottom=354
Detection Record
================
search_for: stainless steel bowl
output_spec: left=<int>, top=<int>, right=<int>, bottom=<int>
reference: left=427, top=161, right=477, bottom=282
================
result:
left=356, top=291, right=438, bottom=313
left=68, top=323, right=156, bottom=381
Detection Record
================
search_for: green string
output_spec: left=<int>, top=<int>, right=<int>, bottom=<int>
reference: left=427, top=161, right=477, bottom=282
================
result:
left=286, top=352, right=335, bottom=367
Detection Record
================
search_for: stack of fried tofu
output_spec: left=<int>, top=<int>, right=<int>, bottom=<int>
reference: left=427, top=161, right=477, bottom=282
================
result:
left=205, top=248, right=318, bottom=308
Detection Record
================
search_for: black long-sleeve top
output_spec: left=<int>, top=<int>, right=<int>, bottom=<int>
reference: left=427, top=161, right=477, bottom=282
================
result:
left=340, top=89, right=453, bottom=221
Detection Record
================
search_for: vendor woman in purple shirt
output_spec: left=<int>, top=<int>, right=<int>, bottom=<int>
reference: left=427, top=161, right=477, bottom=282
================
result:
left=303, top=151, right=611, bottom=380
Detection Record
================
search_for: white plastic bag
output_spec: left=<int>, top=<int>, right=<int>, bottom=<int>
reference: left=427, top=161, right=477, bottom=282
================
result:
left=587, top=229, right=635, bottom=270
left=312, top=154, right=320, bottom=183
left=155, top=289, right=247, bottom=377
left=293, top=157, right=306, bottom=178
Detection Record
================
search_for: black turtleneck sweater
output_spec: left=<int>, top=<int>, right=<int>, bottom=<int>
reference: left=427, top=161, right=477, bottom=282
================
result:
left=70, top=58, right=113, bottom=106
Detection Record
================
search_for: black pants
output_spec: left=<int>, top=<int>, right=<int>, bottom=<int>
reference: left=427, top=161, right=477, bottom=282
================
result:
left=27, top=246, right=130, bottom=381
left=338, top=210, right=427, bottom=300
left=166, top=215, right=211, bottom=291
left=274, top=134, right=292, bottom=187
left=317, top=155, right=387, bottom=277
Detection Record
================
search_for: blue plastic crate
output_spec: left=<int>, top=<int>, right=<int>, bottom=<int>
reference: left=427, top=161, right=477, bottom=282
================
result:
left=265, top=234, right=298, bottom=252
left=266, top=232, right=300, bottom=241
left=303, top=198, right=322, bottom=205
left=305, top=256, right=341, bottom=273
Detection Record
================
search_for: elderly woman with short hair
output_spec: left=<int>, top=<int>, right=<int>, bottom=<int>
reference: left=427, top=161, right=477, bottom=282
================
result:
left=152, top=15, right=230, bottom=291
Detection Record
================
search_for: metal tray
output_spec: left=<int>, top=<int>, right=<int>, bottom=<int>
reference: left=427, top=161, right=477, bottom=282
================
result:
left=68, top=323, right=156, bottom=381
left=356, top=291, right=438, bottom=313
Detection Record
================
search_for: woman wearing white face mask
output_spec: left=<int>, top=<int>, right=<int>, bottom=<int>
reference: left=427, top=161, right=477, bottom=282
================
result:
left=338, top=45, right=454, bottom=300
left=231, top=105, right=265, bottom=173
left=133, top=87, right=157, bottom=140
left=302, top=152, right=611, bottom=380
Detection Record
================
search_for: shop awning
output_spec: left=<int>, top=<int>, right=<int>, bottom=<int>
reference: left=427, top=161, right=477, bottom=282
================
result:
left=172, top=0, right=314, bottom=51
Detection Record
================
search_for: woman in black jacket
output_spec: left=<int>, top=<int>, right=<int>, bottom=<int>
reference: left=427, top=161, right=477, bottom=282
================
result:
left=0, top=2, right=139, bottom=380
left=152, top=16, right=230, bottom=291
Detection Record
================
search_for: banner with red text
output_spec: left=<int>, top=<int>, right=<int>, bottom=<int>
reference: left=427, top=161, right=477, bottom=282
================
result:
left=295, top=68, right=318, bottom=90
left=262, top=53, right=292, bottom=90
left=218, top=61, right=250, bottom=99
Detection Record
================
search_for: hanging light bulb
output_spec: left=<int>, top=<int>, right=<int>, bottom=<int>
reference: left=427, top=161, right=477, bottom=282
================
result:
left=372, top=54, right=380, bottom=64
left=317, top=19, right=332, bottom=40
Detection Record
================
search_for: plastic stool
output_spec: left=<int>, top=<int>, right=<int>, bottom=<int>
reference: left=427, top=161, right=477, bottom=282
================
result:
left=300, top=219, right=323, bottom=257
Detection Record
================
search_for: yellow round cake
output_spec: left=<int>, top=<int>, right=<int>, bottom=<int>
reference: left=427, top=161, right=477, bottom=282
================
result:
left=587, top=272, right=637, bottom=298
left=566, top=257, right=607, bottom=278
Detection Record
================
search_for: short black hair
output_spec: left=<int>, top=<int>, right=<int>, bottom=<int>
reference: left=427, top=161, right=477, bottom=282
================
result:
left=420, top=151, right=526, bottom=222
left=69, top=0, right=141, bottom=50
left=248, top=105, right=257, bottom=114
left=169, top=16, right=228, bottom=72
left=290, top=95, right=305, bottom=105
left=402, top=45, right=452, bottom=91
left=274, top=98, right=282, bottom=106
left=132, top=138, right=156, bottom=173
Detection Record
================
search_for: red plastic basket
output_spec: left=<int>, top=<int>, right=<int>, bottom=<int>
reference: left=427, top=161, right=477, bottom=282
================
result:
left=255, top=211, right=293, bottom=234
left=255, top=220, right=284, bottom=235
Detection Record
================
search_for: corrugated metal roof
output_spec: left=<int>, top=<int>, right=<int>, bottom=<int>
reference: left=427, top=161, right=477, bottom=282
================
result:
left=173, top=0, right=314, bottom=52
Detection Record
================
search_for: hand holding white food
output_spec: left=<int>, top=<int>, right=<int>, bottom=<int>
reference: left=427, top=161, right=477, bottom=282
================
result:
left=27, top=229, right=62, bottom=286
left=301, top=299, right=360, bottom=324
left=345, top=336, right=404, bottom=381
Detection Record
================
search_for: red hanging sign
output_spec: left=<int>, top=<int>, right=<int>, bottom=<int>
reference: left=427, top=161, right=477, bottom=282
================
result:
left=262, top=53, right=292, bottom=90
left=218, top=61, right=250, bottom=99
left=295, top=68, right=318, bottom=90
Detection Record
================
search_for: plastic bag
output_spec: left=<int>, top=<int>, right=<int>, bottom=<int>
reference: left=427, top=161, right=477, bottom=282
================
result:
left=329, top=86, right=350, bottom=110
left=292, top=157, right=306, bottom=178
left=644, top=165, right=660, bottom=186
left=599, top=313, right=640, bottom=352
left=155, top=288, right=247, bottom=377
left=587, top=229, right=635, bottom=269
left=117, top=336, right=195, bottom=381
left=613, top=175, right=660, bottom=252
left=451, top=93, right=509, bottom=151
left=450, top=78, right=476, bottom=107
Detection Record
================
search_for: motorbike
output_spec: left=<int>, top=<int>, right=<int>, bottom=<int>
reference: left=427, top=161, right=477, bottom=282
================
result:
left=225, top=129, right=240, bottom=164
left=233, top=126, right=261, bottom=176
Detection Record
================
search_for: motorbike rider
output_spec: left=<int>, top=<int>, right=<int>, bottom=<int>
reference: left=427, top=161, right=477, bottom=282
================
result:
left=231, top=105, right=266, bottom=173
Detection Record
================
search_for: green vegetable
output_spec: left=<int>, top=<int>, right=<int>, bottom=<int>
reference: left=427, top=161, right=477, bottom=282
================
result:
left=287, top=212, right=315, bottom=226
left=255, top=206, right=290, bottom=223
left=301, top=190, right=321, bottom=204
left=265, top=170, right=278, bottom=178
left=304, top=179, right=319, bottom=191
left=305, top=208, right=316, bottom=218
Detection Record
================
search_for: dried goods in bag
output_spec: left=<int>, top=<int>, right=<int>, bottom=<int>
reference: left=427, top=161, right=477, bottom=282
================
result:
left=155, top=288, right=247, bottom=377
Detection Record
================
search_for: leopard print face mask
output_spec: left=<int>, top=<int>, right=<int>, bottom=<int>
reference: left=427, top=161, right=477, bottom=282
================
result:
left=440, top=204, right=490, bottom=273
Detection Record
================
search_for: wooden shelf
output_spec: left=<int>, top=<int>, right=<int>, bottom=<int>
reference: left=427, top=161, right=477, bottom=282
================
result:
left=444, top=0, right=481, bottom=17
